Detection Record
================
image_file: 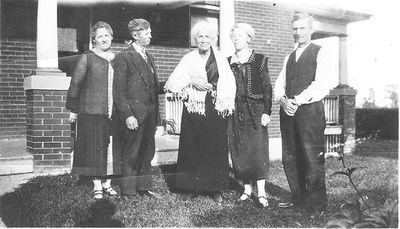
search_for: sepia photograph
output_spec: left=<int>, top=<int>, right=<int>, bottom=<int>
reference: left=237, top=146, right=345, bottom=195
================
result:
left=0, top=0, right=398, bottom=227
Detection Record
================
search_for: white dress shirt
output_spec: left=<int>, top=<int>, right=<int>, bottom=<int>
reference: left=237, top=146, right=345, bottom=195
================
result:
left=274, top=42, right=335, bottom=105
left=132, top=42, right=147, bottom=62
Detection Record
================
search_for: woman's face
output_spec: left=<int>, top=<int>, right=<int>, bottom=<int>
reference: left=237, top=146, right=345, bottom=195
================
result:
left=94, top=27, right=113, bottom=51
left=195, top=28, right=213, bottom=52
left=231, top=28, right=250, bottom=52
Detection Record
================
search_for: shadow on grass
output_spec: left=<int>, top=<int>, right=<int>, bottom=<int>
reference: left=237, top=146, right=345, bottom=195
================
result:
left=353, top=139, right=398, bottom=159
left=76, top=199, right=124, bottom=227
left=353, top=150, right=398, bottom=159
left=159, top=164, right=178, bottom=192
left=190, top=197, right=326, bottom=228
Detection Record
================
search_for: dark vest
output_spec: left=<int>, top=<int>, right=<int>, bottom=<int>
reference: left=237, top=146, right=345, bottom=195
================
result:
left=228, top=52, right=268, bottom=100
left=285, top=43, right=321, bottom=98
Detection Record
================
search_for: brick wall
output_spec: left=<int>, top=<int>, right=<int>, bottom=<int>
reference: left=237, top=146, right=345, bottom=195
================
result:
left=235, top=1, right=294, bottom=138
left=0, top=39, right=36, bottom=140
left=26, top=90, right=71, bottom=169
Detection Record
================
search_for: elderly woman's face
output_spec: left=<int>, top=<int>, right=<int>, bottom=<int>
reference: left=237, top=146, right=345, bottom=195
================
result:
left=195, top=28, right=213, bottom=52
left=231, top=28, right=250, bottom=52
left=94, top=27, right=113, bottom=51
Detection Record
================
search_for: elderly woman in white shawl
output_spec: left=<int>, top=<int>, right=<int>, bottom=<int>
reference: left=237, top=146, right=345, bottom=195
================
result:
left=165, top=21, right=236, bottom=203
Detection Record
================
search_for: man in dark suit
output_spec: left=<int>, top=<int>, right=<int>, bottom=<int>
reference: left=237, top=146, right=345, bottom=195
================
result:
left=113, top=18, right=164, bottom=198
left=274, top=12, right=334, bottom=217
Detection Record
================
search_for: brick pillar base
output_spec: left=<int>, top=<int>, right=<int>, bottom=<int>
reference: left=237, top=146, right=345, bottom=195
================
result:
left=25, top=75, right=72, bottom=171
left=330, top=85, right=357, bottom=154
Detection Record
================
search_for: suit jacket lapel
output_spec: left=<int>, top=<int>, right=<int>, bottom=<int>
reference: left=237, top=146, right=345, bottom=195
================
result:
left=127, top=46, right=150, bottom=86
left=146, top=51, right=158, bottom=85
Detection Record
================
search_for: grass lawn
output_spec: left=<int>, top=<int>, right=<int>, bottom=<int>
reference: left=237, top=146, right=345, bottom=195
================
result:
left=0, top=140, right=398, bottom=227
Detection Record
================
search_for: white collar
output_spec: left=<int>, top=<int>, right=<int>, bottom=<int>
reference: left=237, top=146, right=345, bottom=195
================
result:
left=295, top=42, right=312, bottom=61
left=132, top=42, right=146, bottom=54
left=230, top=48, right=252, bottom=64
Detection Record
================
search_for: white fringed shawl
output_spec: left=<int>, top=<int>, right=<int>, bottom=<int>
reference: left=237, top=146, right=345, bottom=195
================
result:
left=165, top=48, right=236, bottom=116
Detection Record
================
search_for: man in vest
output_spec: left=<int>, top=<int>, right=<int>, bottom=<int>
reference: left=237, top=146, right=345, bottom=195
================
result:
left=274, top=12, right=334, bottom=217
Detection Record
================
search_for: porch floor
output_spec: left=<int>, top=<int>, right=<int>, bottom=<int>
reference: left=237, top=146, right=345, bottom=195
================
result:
left=0, top=139, right=33, bottom=175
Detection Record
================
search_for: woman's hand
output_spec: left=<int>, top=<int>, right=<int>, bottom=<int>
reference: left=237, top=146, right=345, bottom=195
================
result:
left=190, top=81, right=213, bottom=91
left=261, top=114, right=271, bottom=126
left=69, top=112, right=78, bottom=123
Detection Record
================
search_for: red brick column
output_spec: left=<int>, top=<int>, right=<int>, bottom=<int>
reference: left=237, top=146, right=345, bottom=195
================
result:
left=26, top=89, right=71, bottom=170
left=25, top=75, right=71, bottom=170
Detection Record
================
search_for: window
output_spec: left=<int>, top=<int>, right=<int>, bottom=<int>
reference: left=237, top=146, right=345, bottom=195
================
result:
left=189, top=4, right=219, bottom=47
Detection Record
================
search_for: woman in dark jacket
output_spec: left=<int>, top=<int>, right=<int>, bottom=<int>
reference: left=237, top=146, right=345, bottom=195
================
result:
left=228, top=23, right=272, bottom=208
left=66, top=21, right=120, bottom=199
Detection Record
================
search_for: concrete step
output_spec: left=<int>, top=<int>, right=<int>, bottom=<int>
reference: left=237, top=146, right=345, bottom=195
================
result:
left=152, top=134, right=179, bottom=166
left=0, top=139, right=33, bottom=175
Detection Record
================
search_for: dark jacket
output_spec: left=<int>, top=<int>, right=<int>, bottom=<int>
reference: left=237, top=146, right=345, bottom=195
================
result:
left=112, top=45, right=164, bottom=125
left=229, top=52, right=272, bottom=116
left=285, top=43, right=321, bottom=98
left=66, top=51, right=111, bottom=116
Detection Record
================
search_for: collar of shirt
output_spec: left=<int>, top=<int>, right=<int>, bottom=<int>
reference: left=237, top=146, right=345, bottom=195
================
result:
left=295, top=42, right=312, bottom=62
left=132, top=42, right=147, bottom=60
left=230, top=49, right=252, bottom=65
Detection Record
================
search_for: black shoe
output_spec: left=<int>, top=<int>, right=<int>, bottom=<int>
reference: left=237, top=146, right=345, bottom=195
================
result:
left=138, top=190, right=161, bottom=198
left=278, top=201, right=294, bottom=208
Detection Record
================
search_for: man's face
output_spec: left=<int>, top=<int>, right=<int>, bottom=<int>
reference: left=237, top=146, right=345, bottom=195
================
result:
left=133, top=28, right=152, bottom=47
left=292, top=19, right=312, bottom=46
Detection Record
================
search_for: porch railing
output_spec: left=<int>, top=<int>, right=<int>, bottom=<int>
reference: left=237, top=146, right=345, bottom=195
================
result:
left=324, top=95, right=339, bottom=125
left=165, top=93, right=184, bottom=134
left=165, top=93, right=342, bottom=153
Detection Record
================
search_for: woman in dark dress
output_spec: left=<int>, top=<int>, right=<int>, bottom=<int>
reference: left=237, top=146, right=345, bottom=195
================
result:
left=67, top=21, right=120, bottom=199
left=228, top=23, right=272, bottom=208
left=165, top=21, right=236, bottom=203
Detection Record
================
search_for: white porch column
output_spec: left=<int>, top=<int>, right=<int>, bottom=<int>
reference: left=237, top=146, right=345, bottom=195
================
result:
left=36, top=0, right=64, bottom=75
left=338, top=35, right=348, bottom=86
left=219, top=0, right=235, bottom=57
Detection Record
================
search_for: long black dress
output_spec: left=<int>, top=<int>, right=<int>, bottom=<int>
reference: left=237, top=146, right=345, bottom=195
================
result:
left=227, top=52, right=272, bottom=183
left=175, top=49, right=230, bottom=192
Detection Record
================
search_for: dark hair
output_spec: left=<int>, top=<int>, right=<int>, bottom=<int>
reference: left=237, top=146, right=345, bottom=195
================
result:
left=90, top=21, right=113, bottom=43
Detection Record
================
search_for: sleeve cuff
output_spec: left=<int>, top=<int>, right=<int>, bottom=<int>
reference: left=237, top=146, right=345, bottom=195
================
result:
left=66, top=97, right=79, bottom=113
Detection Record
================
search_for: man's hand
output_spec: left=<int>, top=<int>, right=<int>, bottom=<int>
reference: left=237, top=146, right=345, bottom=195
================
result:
left=261, top=114, right=271, bottom=126
left=279, top=96, right=298, bottom=116
left=69, top=112, right=78, bottom=123
left=126, top=116, right=139, bottom=130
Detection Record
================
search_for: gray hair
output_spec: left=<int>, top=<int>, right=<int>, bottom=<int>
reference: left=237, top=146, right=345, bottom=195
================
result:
left=191, top=21, right=218, bottom=46
left=292, top=12, right=314, bottom=28
left=230, top=23, right=255, bottom=42
left=91, top=21, right=113, bottom=43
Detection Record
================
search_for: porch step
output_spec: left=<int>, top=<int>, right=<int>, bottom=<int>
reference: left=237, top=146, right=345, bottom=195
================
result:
left=0, top=139, right=33, bottom=175
left=152, top=135, right=179, bottom=166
